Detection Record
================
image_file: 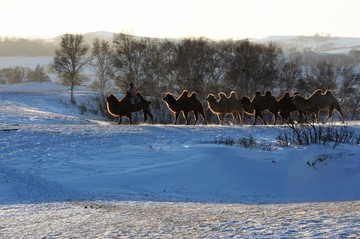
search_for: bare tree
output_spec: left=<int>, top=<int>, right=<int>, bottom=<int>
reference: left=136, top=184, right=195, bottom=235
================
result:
left=52, top=34, right=89, bottom=103
left=172, top=37, right=212, bottom=97
left=27, top=64, right=50, bottom=82
left=91, top=38, right=115, bottom=113
left=0, top=66, right=26, bottom=84
left=338, top=66, right=360, bottom=120
left=112, top=33, right=148, bottom=92
left=223, top=40, right=278, bottom=96
left=202, top=41, right=228, bottom=95
left=278, top=53, right=303, bottom=93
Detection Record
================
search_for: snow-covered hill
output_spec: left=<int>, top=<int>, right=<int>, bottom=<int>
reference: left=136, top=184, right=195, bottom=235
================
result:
left=1, top=82, right=360, bottom=237
left=254, top=35, right=360, bottom=54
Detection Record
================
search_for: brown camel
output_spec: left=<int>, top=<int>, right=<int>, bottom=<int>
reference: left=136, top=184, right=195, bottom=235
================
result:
left=277, top=92, right=306, bottom=124
left=250, top=91, right=279, bottom=125
left=105, top=93, right=153, bottom=124
left=206, top=91, right=242, bottom=124
left=162, top=90, right=207, bottom=125
left=291, top=89, right=344, bottom=123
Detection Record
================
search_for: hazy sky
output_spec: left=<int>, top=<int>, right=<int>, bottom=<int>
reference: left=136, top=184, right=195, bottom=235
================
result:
left=1, top=0, right=359, bottom=39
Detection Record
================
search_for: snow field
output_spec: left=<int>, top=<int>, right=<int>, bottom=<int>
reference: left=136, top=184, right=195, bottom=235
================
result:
left=1, top=82, right=360, bottom=238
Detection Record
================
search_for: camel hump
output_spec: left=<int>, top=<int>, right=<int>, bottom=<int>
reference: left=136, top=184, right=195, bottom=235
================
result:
left=218, top=92, right=227, bottom=99
left=324, top=90, right=334, bottom=96
left=189, top=92, right=198, bottom=99
left=313, top=89, right=323, bottom=95
left=265, top=91, right=272, bottom=97
left=178, top=90, right=189, bottom=97
left=181, top=90, right=189, bottom=96
left=253, top=91, right=262, bottom=99
left=229, top=91, right=238, bottom=99
left=177, top=90, right=189, bottom=101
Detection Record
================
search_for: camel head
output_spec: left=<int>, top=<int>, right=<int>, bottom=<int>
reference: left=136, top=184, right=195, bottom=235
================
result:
left=179, top=90, right=189, bottom=98
left=217, top=92, right=227, bottom=100
left=240, top=96, right=255, bottom=115
left=189, top=92, right=198, bottom=99
left=163, top=93, right=176, bottom=103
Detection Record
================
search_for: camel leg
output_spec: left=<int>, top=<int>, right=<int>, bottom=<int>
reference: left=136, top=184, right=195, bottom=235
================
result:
left=174, top=112, right=180, bottom=125
left=143, top=111, right=148, bottom=122
left=274, top=111, right=280, bottom=125
left=272, top=112, right=278, bottom=125
left=254, top=111, right=266, bottom=125
left=335, top=106, right=345, bottom=123
left=313, top=112, right=319, bottom=124
left=323, top=107, right=334, bottom=124
left=143, top=109, right=153, bottom=123
left=219, top=114, right=225, bottom=125
left=216, top=115, right=222, bottom=125
left=148, top=112, right=154, bottom=124
left=280, top=112, right=287, bottom=125
left=259, top=113, right=267, bottom=125
left=184, top=111, right=190, bottom=125
left=240, top=111, right=245, bottom=125
left=127, top=114, right=132, bottom=125
left=238, top=111, right=243, bottom=125
left=117, top=116, right=122, bottom=125
left=194, top=112, right=200, bottom=125
left=339, top=109, right=345, bottom=123
left=298, top=111, right=305, bottom=123
left=253, top=111, right=258, bottom=125
left=200, top=111, right=207, bottom=125
left=231, top=112, right=237, bottom=125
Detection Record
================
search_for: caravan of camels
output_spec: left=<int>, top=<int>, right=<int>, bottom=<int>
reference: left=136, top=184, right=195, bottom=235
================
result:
left=106, top=89, right=344, bottom=125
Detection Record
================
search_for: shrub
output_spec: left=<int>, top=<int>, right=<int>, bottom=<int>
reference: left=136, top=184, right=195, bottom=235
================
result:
left=277, top=123, right=359, bottom=149
left=204, top=135, right=274, bottom=151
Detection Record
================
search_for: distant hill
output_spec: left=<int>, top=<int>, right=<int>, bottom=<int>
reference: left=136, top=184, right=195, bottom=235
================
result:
left=254, top=35, right=360, bottom=54
left=0, top=38, right=56, bottom=56
left=1, top=32, right=360, bottom=56
left=51, top=31, right=115, bottom=45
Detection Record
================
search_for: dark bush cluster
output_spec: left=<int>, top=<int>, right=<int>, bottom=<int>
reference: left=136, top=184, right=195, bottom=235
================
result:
left=277, top=124, right=360, bottom=148
left=204, top=135, right=274, bottom=151
left=205, top=124, right=359, bottom=153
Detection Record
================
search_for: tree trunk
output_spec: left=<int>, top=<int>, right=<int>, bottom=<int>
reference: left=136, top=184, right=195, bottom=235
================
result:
left=70, top=86, right=75, bottom=103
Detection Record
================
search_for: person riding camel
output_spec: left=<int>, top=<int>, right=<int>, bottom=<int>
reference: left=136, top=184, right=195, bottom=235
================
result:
left=128, top=83, right=140, bottom=105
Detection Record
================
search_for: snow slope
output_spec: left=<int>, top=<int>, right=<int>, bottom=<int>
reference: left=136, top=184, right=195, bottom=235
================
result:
left=1, top=82, right=360, bottom=237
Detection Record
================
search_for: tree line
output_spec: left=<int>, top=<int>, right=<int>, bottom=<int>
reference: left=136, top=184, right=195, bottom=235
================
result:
left=0, top=64, right=50, bottom=85
left=51, top=33, right=360, bottom=120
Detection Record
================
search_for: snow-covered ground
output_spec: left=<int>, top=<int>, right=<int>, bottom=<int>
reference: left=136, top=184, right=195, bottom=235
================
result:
left=1, top=82, right=360, bottom=238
